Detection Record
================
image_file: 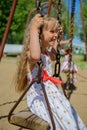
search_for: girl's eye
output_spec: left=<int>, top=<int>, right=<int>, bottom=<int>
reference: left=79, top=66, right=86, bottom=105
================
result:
left=50, top=30, right=54, bottom=33
left=50, top=30, right=58, bottom=33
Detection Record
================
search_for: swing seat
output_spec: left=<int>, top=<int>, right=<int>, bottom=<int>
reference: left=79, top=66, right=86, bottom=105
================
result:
left=10, top=109, right=50, bottom=130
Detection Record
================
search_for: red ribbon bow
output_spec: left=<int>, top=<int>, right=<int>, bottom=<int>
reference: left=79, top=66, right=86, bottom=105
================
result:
left=41, top=69, right=64, bottom=85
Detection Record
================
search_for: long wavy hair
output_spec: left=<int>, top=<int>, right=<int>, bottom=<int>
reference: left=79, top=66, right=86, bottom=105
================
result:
left=15, top=16, right=59, bottom=92
left=15, top=18, right=31, bottom=92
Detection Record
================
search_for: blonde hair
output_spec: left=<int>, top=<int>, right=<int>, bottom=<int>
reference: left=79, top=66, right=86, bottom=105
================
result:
left=15, top=20, right=30, bottom=92
left=16, top=16, right=59, bottom=92
left=43, top=17, right=59, bottom=31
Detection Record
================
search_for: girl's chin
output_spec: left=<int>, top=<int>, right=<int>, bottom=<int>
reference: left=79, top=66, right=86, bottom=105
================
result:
left=49, top=42, right=54, bottom=46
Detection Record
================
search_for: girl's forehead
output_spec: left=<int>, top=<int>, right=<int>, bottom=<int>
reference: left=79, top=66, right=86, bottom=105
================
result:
left=45, top=20, right=58, bottom=30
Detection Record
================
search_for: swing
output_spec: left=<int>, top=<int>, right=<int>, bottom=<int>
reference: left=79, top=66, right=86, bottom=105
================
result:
left=8, top=0, right=56, bottom=130
left=62, top=0, right=77, bottom=100
left=8, top=60, right=51, bottom=130
left=0, top=0, right=85, bottom=129
left=7, top=0, right=67, bottom=129
left=64, top=0, right=87, bottom=99
left=7, top=0, right=76, bottom=129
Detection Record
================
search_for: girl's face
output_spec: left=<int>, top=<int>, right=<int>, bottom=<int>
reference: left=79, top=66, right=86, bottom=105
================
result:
left=41, top=18, right=58, bottom=48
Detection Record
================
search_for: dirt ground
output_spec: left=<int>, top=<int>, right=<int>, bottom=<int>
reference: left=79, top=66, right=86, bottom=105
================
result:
left=0, top=57, right=87, bottom=130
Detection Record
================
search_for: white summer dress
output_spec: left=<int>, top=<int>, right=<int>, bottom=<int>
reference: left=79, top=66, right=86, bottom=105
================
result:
left=27, top=53, right=87, bottom=130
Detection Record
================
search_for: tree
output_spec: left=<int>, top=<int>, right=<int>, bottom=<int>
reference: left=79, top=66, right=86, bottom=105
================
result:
left=0, top=0, right=35, bottom=44
left=0, top=0, right=13, bottom=43
left=0, top=0, right=76, bottom=45
left=79, top=0, right=87, bottom=61
left=7, top=0, right=35, bottom=44
left=79, top=0, right=87, bottom=41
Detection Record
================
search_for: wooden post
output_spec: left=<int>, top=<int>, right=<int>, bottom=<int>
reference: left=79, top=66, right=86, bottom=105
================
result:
left=79, top=0, right=87, bottom=61
left=0, top=0, right=18, bottom=61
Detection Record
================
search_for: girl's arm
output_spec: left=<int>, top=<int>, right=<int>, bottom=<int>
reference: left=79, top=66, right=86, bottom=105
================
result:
left=50, top=39, right=71, bottom=60
left=60, top=39, right=71, bottom=45
left=52, top=38, right=71, bottom=52
left=27, top=14, right=43, bottom=64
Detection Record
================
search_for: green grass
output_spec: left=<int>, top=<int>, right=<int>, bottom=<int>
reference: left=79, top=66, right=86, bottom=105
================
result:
left=73, top=54, right=87, bottom=70
left=60, top=54, right=87, bottom=70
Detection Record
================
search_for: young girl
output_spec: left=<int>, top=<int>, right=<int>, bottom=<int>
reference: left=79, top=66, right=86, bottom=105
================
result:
left=16, top=14, right=87, bottom=130
left=61, top=48, right=78, bottom=82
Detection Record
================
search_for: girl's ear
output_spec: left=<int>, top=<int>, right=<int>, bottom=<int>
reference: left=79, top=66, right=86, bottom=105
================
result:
left=40, top=33, right=43, bottom=40
left=39, top=34, right=41, bottom=39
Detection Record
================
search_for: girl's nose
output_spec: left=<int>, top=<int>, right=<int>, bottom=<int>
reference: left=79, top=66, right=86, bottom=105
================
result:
left=53, top=33, right=58, bottom=39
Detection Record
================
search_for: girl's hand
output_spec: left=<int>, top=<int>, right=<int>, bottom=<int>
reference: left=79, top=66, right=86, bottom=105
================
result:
left=59, top=26, right=63, bottom=35
left=60, top=38, right=72, bottom=45
left=67, top=38, right=72, bottom=43
left=30, top=14, right=44, bottom=30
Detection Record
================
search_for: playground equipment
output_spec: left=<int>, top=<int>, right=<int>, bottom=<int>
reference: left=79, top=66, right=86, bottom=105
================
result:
left=0, top=0, right=87, bottom=129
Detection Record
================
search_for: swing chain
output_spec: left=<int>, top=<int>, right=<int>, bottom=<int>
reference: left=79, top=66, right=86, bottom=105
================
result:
left=57, top=0, right=62, bottom=25
left=54, top=0, right=62, bottom=77
left=65, top=0, right=76, bottom=100
left=68, top=0, right=76, bottom=83
left=70, top=0, right=76, bottom=41
left=54, top=43, right=61, bottom=77
left=37, top=59, right=56, bottom=130
left=37, top=59, right=43, bottom=83
left=36, top=0, right=41, bottom=13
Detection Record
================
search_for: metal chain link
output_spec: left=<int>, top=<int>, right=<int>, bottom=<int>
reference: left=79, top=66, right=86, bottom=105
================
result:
left=54, top=0, right=62, bottom=77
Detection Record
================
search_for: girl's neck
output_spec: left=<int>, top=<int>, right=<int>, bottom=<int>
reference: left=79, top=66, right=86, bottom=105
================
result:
left=42, top=48, right=45, bottom=53
left=41, top=44, right=47, bottom=53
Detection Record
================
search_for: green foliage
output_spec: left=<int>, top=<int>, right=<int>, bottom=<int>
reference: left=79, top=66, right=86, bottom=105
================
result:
left=7, top=0, right=35, bottom=44
left=0, top=0, right=13, bottom=42
left=61, top=0, right=70, bottom=38
left=79, top=0, right=87, bottom=41
left=0, top=0, right=35, bottom=44
left=73, top=54, right=87, bottom=69
left=0, top=0, right=78, bottom=45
